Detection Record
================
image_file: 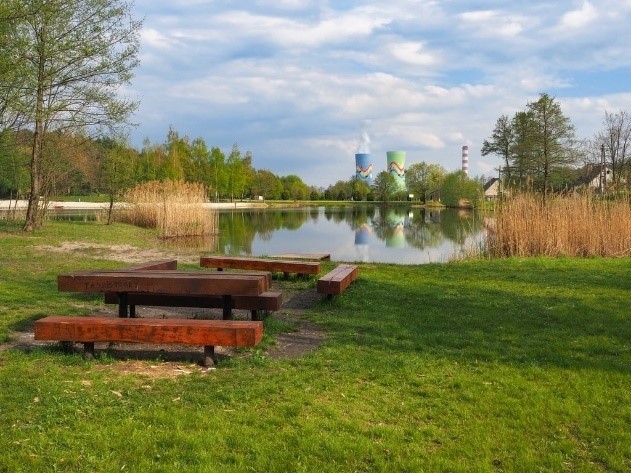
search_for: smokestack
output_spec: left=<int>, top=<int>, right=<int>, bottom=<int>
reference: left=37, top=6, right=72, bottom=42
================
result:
left=462, top=145, right=469, bottom=176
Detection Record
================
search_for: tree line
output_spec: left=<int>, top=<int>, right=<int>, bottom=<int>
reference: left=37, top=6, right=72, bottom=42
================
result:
left=2, top=1, right=629, bottom=232
left=482, top=93, right=631, bottom=202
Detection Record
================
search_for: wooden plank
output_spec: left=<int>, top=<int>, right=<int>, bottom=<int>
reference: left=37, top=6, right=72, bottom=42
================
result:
left=200, top=255, right=321, bottom=275
left=58, top=271, right=269, bottom=296
left=270, top=253, right=330, bottom=261
left=317, top=264, right=359, bottom=295
left=104, top=291, right=282, bottom=311
left=122, top=259, right=178, bottom=271
left=34, top=316, right=263, bottom=346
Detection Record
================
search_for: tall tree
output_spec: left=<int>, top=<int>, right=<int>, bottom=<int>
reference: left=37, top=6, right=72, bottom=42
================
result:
left=405, top=162, right=446, bottom=202
left=0, top=0, right=142, bottom=230
left=521, top=93, right=577, bottom=200
left=481, top=115, right=515, bottom=179
left=372, top=170, right=398, bottom=203
left=97, top=136, right=135, bottom=224
left=595, top=110, right=631, bottom=186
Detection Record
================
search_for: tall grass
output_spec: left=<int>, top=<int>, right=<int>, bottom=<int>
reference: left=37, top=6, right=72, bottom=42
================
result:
left=487, top=193, right=631, bottom=257
left=119, top=180, right=217, bottom=238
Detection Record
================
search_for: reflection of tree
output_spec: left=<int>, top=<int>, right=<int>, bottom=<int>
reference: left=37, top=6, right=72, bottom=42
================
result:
left=435, top=208, right=482, bottom=244
left=216, top=206, right=483, bottom=255
left=405, top=210, right=445, bottom=249
left=217, top=208, right=312, bottom=254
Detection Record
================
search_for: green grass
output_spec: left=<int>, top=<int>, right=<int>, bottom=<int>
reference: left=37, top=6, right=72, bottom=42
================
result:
left=0, top=220, right=629, bottom=471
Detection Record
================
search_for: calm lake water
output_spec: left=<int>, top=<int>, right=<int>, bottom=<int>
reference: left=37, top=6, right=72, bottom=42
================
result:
left=215, top=206, right=486, bottom=265
left=17, top=204, right=486, bottom=264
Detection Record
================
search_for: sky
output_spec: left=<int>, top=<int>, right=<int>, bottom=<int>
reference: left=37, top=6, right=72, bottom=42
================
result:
left=126, top=0, right=631, bottom=188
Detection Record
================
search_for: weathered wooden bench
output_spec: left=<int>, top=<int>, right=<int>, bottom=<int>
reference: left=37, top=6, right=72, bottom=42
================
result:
left=118, top=259, right=178, bottom=271
left=316, top=264, right=359, bottom=299
left=104, top=290, right=282, bottom=321
left=34, top=316, right=263, bottom=367
left=200, top=255, right=321, bottom=277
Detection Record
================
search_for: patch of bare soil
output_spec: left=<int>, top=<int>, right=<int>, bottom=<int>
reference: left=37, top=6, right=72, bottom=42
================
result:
left=35, top=242, right=199, bottom=264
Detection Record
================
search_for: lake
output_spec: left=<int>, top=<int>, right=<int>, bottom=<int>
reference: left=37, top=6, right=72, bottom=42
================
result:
left=214, top=206, right=486, bottom=264
left=2, top=204, right=486, bottom=264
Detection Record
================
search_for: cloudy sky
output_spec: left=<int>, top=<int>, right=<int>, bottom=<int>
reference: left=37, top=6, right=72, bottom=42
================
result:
left=127, top=0, right=631, bottom=187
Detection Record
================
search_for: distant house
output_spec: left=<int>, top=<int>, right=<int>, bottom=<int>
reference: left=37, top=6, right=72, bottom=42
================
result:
left=572, top=164, right=612, bottom=192
left=483, top=178, right=500, bottom=200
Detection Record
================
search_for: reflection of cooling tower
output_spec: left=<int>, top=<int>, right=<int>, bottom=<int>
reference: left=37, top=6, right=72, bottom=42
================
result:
left=385, top=209, right=405, bottom=248
left=355, top=153, right=373, bottom=184
left=354, top=224, right=371, bottom=245
left=387, top=151, right=406, bottom=191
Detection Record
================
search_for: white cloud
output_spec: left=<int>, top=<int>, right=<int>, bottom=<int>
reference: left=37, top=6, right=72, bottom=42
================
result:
left=559, top=1, right=598, bottom=29
left=128, top=1, right=631, bottom=186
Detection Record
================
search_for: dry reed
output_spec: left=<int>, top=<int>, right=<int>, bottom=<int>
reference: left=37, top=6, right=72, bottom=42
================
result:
left=486, top=193, right=631, bottom=258
left=119, top=180, right=216, bottom=238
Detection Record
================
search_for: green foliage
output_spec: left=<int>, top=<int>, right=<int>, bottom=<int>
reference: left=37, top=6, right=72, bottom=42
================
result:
left=482, top=93, right=578, bottom=199
left=0, top=0, right=143, bottom=230
left=440, top=171, right=483, bottom=207
left=405, top=162, right=446, bottom=202
left=372, top=170, right=398, bottom=203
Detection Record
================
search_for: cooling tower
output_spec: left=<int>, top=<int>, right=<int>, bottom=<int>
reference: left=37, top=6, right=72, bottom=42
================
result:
left=355, top=153, right=373, bottom=184
left=387, top=151, right=406, bottom=191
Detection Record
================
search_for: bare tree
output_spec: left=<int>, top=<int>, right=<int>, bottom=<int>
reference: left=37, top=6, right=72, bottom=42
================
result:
left=595, top=110, right=631, bottom=187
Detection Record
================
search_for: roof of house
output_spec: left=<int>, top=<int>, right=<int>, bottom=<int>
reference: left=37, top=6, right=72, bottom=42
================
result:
left=483, top=178, right=499, bottom=192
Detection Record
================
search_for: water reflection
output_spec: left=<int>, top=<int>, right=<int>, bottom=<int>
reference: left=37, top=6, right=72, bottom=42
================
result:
left=216, top=206, right=485, bottom=265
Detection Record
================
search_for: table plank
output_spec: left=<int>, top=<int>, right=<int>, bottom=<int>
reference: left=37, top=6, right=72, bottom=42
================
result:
left=270, top=253, right=331, bottom=261
left=58, top=270, right=269, bottom=296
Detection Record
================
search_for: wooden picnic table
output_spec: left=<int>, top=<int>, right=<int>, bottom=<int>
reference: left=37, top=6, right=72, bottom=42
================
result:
left=58, top=269, right=269, bottom=320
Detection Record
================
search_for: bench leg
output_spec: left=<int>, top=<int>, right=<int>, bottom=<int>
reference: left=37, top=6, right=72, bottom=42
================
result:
left=251, top=309, right=259, bottom=321
left=83, top=342, right=95, bottom=360
left=118, top=293, right=128, bottom=317
left=129, top=305, right=136, bottom=318
left=222, top=295, right=233, bottom=320
left=203, top=345, right=215, bottom=367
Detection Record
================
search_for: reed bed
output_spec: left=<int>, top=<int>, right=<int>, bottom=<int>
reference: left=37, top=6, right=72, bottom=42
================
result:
left=119, top=180, right=216, bottom=238
left=486, top=193, right=631, bottom=258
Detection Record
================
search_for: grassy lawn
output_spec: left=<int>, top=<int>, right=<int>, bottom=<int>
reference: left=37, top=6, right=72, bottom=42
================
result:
left=0, top=220, right=629, bottom=472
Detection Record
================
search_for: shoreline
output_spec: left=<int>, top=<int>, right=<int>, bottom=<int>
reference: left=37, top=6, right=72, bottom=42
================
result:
left=0, top=200, right=268, bottom=210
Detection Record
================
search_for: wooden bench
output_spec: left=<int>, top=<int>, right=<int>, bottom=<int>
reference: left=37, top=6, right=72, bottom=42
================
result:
left=200, top=255, right=321, bottom=277
left=34, top=316, right=263, bottom=367
left=104, top=291, right=282, bottom=321
left=317, top=264, right=359, bottom=299
left=118, top=259, right=178, bottom=271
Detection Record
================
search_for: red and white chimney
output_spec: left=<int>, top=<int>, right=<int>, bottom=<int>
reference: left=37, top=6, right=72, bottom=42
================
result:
left=462, top=145, right=469, bottom=176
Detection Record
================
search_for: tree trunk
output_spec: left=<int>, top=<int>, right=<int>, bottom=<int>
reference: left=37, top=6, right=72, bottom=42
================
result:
left=23, top=125, right=43, bottom=232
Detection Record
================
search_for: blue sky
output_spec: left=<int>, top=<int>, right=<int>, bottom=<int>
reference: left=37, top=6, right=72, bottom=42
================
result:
left=126, top=0, right=631, bottom=187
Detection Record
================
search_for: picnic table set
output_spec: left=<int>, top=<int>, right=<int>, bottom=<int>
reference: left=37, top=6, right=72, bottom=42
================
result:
left=34, top=253, right=358, bottom=367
